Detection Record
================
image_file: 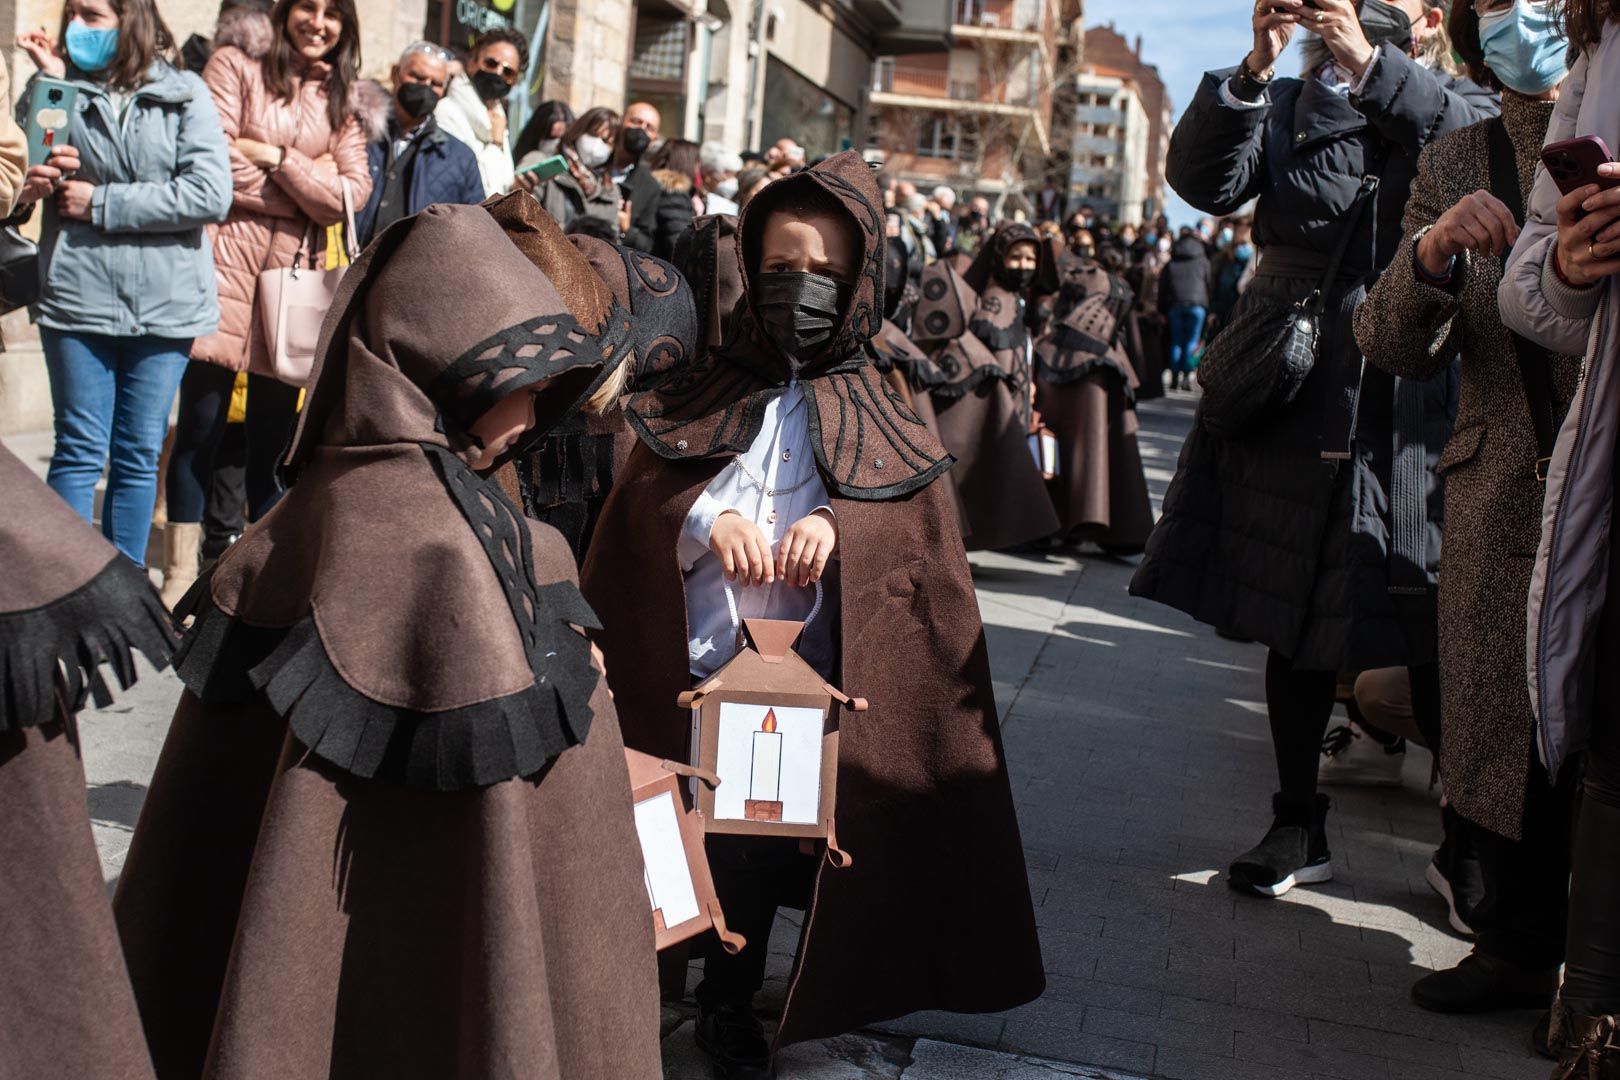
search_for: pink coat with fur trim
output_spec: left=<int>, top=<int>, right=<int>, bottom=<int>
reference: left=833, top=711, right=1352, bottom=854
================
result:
left=190, top=12, right=378, bottom=373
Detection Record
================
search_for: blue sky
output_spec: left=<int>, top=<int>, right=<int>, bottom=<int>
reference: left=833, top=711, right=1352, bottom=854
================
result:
left=1083, top=0, right=1301, bottom=226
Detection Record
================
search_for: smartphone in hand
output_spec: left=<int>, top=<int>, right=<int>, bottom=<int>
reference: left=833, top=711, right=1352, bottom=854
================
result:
left=1541, top=136, right=1620, bottom=201
left=25, top=77, right=79, bottom=168
left=514, top=154, right=569, bottom=182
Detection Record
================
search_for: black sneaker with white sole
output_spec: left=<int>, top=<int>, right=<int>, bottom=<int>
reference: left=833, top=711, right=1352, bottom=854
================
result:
left=1229, top=792, right=1333, bottom=898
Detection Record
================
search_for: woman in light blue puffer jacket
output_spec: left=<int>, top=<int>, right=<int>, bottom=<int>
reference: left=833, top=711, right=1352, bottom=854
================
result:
left=15, top=0, right=231, bottom=567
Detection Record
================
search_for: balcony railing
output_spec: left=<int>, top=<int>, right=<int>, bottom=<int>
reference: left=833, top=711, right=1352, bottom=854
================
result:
left=871, top=63, right=1039, bottom=108
left=951, top=0, right=1041, bottom=33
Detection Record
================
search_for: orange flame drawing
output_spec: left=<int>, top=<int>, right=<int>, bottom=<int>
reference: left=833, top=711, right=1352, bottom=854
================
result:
left=760, top=709, right=778, bottom=734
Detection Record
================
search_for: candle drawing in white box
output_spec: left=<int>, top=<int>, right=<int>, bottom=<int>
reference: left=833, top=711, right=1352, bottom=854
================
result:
left=745, top=709, right=785, bottom=821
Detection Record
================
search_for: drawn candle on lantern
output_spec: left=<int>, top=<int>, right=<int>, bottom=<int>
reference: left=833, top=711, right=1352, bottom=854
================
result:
left=745, top=708, right=785, bottom=822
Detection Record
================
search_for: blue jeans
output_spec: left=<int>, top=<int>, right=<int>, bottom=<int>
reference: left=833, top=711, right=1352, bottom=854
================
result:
left=1166, top=304, right=1208, bottom=376
left=41, top=329, right=191, bottom=566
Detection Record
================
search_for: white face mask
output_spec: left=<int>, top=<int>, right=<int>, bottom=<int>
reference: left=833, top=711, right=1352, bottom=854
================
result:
left=715, top=176, right=739, bottom=200
left=1157, top=237, right=1172, bottom=254
left=575, top=134, right=611, bottom=168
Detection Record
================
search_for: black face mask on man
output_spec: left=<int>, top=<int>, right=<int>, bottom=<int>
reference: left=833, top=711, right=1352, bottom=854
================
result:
left=619, top=126, right=651, bottom=160
left=471, top=69, right=511, bottom=102
left=754, top=271, right=850, bottom=359
left=396, top=81, right=440, bottom=119
left=1358, top=0, right=1418, bottom=52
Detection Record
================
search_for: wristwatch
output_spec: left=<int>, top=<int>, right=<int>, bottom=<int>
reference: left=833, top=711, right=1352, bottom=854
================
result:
left=1233, top=56, right=1274, bottom=101
left=1238, top=55, right=1275, bottom=86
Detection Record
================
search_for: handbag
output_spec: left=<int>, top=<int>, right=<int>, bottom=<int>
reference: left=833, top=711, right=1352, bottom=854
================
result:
left=256, top=177, right=356, bottom=387
left=0, top=221, right=40, bottom=315
left=1196, top=170, right=1382, bottom=439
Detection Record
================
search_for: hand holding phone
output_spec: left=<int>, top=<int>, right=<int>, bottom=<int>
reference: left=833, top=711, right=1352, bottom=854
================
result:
left=514, top=153, right=568, bottom=182
left=1541, top=136, right=1620, bottom=200
left=1547, top=137, right=1620, bottom=288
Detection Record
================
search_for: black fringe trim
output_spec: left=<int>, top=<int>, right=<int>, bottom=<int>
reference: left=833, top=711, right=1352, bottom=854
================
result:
left=968, top=317, right=1025, bottom=353
left=1035, top=351, right=1137, bottom=403
left=173, top=583, right=599, bottom=791
left=0, top=557, right=175, bottom=731
left=930, top=366, right=1010, bottom=400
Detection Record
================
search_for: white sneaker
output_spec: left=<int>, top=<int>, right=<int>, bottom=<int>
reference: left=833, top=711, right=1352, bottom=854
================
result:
left=1318, top=722, right=1406, bottom=787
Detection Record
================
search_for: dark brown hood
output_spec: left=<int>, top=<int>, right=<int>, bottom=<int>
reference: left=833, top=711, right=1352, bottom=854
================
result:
left=622, top=152, right=951, bottom=501
left=185, top=203, right=615, bottom=791
left=566, top=233, right=699, bottom=391
left=0, top=446, right=173, bottom=729
left=961, top=221, right=1059, bottom=353
left=673, top=213, right=744, bottom=351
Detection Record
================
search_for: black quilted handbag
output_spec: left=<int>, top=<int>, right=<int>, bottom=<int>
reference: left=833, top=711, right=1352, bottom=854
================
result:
left=0, top=219, right=39, bottom=315
left=1197, top=173, right=1380, bottom=438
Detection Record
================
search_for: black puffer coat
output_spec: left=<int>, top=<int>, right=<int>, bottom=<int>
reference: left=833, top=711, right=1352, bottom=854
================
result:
left=1129, top=45, right=1493, bottom=671
left=1158, top=236, right=1211, bottom=310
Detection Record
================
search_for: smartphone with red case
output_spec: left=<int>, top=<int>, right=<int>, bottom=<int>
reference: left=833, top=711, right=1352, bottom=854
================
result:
left=1541, top=136, right=1620, bottom=199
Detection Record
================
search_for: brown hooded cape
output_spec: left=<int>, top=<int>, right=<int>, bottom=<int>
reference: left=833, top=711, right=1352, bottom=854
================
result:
left=1034, top=251, right=1155, bottom=551
left=914, top=222, right=1060, bottom=550
left=1, top=445, right=173, bottom=1080
left=112, top=204, right=661, bottom=1080
left=581, top=151, right=1043, bottom=1048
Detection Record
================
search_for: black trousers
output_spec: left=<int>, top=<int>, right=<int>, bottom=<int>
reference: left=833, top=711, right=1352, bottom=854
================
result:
left=166, top=364, right=298, bottom=524
left=1563, top=708, right=1620, bottom=1015
left=694, top=836, right=817, bottom=1008
left=1463, top=757, right=1578, bottom=971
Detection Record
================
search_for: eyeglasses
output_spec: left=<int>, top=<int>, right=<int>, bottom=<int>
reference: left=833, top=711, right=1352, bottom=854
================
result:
left=478, top=55, right=520, bottom=81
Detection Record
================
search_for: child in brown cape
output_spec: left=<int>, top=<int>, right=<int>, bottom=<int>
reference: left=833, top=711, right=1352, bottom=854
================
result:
left=111, top=203, right=662, bottom=1080
left=1033, top=245, right=1156, bottom=554
left=581, top=151, right=1043, bottom=1076
left=912, top=221, right=1061, bottom=551
left=0, top=445, right=174, bottom=1080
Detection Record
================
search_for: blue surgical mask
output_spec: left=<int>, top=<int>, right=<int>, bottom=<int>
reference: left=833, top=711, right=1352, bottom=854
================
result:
left=1479, top=0, right=1568, bottom=96
left=1218, top=227, right=1234, bottom=247
left=65, top=18, right=119, bottom=73
left=1234, top=242, right=1255, bottom=262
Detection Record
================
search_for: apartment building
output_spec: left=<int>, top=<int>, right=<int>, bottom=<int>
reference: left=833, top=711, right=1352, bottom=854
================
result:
left=1069, top=63, right=1149, bottom=225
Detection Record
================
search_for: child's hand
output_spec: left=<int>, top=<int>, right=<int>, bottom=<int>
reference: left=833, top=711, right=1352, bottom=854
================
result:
left=710, top=511, right=775, bottom=586
left=777, top=509, right=836, bottom=587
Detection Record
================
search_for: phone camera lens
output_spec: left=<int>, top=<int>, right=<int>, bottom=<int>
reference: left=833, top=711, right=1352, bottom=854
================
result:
left=46, top=89, right=62, bottom=104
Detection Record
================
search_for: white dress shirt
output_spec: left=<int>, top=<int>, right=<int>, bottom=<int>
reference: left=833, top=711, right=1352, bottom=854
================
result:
left=679, top=383, right=836, bottom=680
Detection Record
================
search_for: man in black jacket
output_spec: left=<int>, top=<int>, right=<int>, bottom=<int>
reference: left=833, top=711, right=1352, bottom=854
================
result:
left=612, top=102, right=663, bottom=252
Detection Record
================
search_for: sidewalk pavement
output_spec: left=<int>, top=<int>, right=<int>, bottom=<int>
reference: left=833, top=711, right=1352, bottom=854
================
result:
left=25, top=390, right=1547, bottom=1079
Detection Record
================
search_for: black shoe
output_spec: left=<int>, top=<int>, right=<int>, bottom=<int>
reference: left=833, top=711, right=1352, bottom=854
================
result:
left=1229, top=793, right=1332, bottom=898
left=1410, top=951, right=1559, bottom=1014
left=694, top=999, right=773, bottom=1079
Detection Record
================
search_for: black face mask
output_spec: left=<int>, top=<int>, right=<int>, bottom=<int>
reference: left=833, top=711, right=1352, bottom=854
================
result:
left=997, top=265, right=1036, bottom=292
left=754, top=271, right=849, bottom=359
left=619, top=126, right=651, bottom=159
left=396, top=81, right=440, bottom=120
left=470, top=69, right=511, bottom=102
left=1358, top=0, right=1416, bottom=52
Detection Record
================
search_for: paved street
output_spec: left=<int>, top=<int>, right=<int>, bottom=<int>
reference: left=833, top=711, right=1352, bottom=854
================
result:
left=6, top=391, right=1547, bottom=1079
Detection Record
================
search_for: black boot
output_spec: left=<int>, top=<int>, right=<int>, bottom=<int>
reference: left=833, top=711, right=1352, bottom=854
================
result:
left=1411, top=949, right=1559, bottom=1014
left=1549, top=999, right=1620, bottom=1079
left=1229, top=793, right=1332, bottom=898
left=694, top=998, right=773, bottom=1079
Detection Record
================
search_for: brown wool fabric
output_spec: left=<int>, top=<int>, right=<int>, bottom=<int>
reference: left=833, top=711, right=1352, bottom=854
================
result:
left=624, top=151, right=952, bottom=501
left=582, top=159, right=1044, bottom=1047
left=677, top=213, right=745, bottom=350
left=1, top=723, right=157, bottom=1080
left=0, top=446, right=112, bottom=612
left=486, top=191, right=615, bottom=334
left=1354, top=94, right=1581, bottom=840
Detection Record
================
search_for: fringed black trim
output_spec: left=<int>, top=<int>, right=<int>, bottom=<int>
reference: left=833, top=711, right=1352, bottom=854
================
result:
left=968, top=317, right=1025, bottom=353
left=0, top=557, right=175, bottom=731
left=929, top=365, right=1009, bottom=400
left=174, top=584, right=599, bottom=792
left=1035, top=351, right=1136, bottom=402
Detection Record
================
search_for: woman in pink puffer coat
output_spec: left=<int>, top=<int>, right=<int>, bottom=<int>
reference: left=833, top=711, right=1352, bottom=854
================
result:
left=159, top=0, right=375, bottom=605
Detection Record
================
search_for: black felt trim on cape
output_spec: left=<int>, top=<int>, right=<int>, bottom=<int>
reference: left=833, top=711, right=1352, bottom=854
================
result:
left=804, top=366, right=955, bottom=501
left=868, top=335, right=948, bottom=391
left=173, top=577, right=601, bottom=792
left=0, top=556, right=175, bottom=731
left=968, top=317, right=1025, bottom=353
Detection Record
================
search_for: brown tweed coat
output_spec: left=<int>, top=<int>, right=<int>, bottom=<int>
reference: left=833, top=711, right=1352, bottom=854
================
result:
left=1353, top=93, right=1582, bottom=841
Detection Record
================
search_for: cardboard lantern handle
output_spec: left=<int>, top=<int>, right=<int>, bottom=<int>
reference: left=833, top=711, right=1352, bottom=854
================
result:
left=709, top=899, right=748, bottom=955
left=659, top=759, right=722, bottom=789
left=724, top=579, right=822, bottom=644
left=824, top=817, right=853, bottom=869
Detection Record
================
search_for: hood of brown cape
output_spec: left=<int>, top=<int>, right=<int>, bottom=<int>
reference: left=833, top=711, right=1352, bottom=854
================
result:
left=623, top=151, right=952, bottom=500
left=184, top=201, right=618, bottom=791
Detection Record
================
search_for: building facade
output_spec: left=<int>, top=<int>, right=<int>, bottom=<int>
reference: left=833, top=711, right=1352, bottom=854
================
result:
left=865, top=0, right=1061, bottom=215
left=1068, top=63, right=1148, bottom=225
left=1079, top=23, right=1168, bottom=219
